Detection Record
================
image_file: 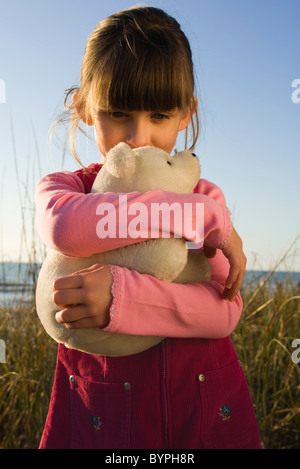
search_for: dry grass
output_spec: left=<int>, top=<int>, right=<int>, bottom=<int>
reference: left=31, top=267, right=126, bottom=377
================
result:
left=0, top=290, right=57, bottom=449
left=232, top=246, right=300, bottom=448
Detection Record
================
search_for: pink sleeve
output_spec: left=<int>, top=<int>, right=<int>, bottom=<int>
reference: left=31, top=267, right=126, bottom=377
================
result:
left=35, top=172, right=232, bottom=257
left=102, top=179, right=241, bottom=339
left=104, top=253, right=242, bottom=339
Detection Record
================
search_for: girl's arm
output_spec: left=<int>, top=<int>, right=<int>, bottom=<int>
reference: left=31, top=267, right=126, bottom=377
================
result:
left=53, top=177, right=243, bottom=338
left=103, top=251, right=242, bottom=339
left=35, top=170, right=232, bottom=257
left=54, top=248, right=241, bottom=339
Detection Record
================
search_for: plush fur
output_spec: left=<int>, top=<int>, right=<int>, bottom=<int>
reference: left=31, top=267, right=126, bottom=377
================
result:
left=36, top=143, right=211, bottom=356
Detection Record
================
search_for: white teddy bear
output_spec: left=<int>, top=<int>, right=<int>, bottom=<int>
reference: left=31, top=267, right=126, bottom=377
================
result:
left=36, top=143, right=211, bottom=356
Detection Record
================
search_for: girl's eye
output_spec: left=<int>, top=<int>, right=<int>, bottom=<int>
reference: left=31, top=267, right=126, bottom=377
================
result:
left=108, top=111, right=127, bottom=119
left=152, top=113, right=170, bottom=120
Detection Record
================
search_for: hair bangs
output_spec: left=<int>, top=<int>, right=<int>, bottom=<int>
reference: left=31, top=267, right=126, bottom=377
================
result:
left=90, top=38, right=192, bottom=113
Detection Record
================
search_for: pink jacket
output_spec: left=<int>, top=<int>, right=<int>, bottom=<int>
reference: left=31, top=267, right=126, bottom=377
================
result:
left=35, top=164, right=240, bottom=339
left=36, top=164, right=261, bottom=449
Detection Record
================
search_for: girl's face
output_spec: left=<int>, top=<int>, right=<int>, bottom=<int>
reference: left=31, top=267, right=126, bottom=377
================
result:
left=90, top=103, right=192, bottom=157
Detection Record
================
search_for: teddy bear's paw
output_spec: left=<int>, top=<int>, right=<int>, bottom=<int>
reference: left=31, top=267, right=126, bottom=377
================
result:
left=173, top=249, right=211, bottom=284
left=91, top=238, right=188, bottom=282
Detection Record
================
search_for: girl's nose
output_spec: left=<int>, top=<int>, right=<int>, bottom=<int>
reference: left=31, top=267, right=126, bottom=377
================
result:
left=125, top=120, right=151, bottom=148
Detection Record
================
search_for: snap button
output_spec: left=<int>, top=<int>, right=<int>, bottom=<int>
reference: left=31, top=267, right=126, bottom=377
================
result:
left=198, top=373, right=205, bottom=382
left=69, top=375, right=75, bottom=383
left=124, top=382, right=131, bottom=390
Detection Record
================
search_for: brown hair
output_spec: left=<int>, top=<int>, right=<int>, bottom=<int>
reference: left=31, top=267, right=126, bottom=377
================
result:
left=56, top=6, right=200, bottom=166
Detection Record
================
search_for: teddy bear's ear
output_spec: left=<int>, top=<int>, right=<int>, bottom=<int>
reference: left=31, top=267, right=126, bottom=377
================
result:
left=105, top=143, right=136, bottom=178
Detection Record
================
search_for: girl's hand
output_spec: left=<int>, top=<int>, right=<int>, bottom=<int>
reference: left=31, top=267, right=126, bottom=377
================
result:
left=54, top=264, right=113, bottom=329
left=221, top=227, right=247, bottom=301
left=204, top=227, right=247, bottom=302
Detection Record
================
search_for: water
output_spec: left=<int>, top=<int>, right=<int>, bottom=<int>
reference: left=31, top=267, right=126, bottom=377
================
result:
left=0, top=262, right=41, bottom=306
left=244, top=270, right=300, bottom=285
left=0, top=262, right=299, bottom=306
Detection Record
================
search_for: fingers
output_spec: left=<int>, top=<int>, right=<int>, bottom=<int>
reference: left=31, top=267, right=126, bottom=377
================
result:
left=53, top=264, right=105, bottom=291
left=53, top=287, right=85, bottom=308
left=203, top=245, right=217, bottom=258
left=55, top=305, right=88, bottom=324
left=52, top=264, right=112, bottom=330
left=223, top=253, right=247, bottom=301
left=53, top=274, right=83, bottom=291
left=55, top=305, right=101, bottom=329
left=220, top=227, right=247, bottom=302
left=222, top=276, right=241, bottom=302
left=53, top=274, right=86, bottom=310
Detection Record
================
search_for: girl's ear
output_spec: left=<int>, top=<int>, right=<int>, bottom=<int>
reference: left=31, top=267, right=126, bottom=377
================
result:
left=178, top=97, right=198, bottom=131
left=73, top=91, right=94, bottom=126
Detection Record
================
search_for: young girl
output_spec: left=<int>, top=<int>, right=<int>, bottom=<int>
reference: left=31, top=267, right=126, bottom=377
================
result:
left=35, top=6, right=261, bottom=449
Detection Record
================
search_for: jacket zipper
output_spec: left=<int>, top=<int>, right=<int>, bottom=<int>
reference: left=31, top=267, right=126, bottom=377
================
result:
left=162, top=340, right=170, bottom=447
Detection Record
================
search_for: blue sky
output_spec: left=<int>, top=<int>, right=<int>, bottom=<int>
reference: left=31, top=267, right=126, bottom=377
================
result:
left=0, top=0, right=299, bottom=270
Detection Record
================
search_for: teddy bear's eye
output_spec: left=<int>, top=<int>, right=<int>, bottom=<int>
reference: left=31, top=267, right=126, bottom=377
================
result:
left=167, top=161, right=172, bottom=166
